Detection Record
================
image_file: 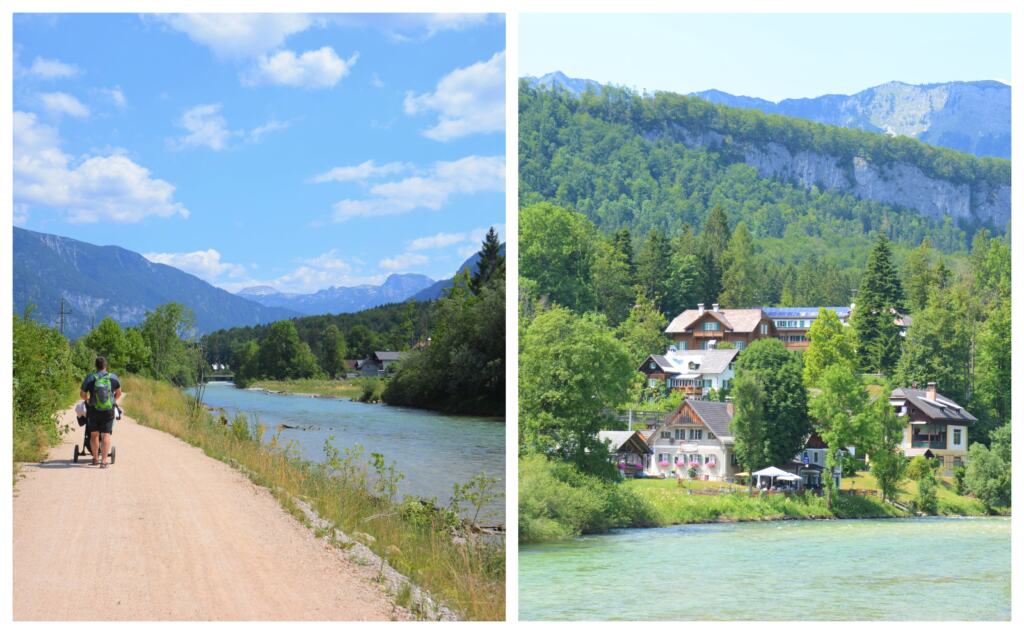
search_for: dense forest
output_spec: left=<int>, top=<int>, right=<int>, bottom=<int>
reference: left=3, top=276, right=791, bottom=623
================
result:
left=518, top=83, right=1012, bottom=540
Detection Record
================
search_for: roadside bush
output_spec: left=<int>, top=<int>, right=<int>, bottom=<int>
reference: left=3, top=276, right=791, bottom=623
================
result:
left=13, top=313, right=77, bottom=462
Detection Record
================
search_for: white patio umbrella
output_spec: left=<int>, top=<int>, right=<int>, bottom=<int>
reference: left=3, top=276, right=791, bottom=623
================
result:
left=751, top=466, right=793, bottom=489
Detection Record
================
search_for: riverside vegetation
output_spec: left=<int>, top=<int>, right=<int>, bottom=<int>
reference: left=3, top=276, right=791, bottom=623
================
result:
left=518, top=83, right=1011, bottom=543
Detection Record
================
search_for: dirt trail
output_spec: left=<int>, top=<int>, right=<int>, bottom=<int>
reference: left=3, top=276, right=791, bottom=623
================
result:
left=13, top=403, right=404, bottom=621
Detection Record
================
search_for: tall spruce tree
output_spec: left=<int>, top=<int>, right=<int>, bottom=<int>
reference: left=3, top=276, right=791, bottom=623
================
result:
left=634, top=229, right=672, bottom=311
left=719, top=221, right=759, bottom=307
left=612, top=228, right=635, bottom=277
left=851, top=232, right=907, bottom=374
left=470, top=227, right=504, bottom=295
left=698, top=206, right=731, bottom=305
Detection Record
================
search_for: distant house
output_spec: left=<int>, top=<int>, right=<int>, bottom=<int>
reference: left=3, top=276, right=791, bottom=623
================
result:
left=360, top=351, right=406, bottom=377
left=665, top=304, right=776, bottom=351
left=343, top=359, right=360, bottom=378
left=643, top=399, right=738, bottom=480
left=785, top=432, right=841, bottom=489
left=890, top=382, right=976, bottom=475
left=762, top=306, right=851, bottom=350
left=637, top=348, right=738, bottom=398
left=597, top=431, right=652, bottom=477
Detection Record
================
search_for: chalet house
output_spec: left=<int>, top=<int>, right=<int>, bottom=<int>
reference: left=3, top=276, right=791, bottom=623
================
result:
left=890, top=382, right=975, bottom=475
left=598, top=430, right=652, bottom=477
left=360, top=351, right=406, bottom=377
left=665, top=304, right=776, bottom=351
left=637, top=348, right=738, bottom=398
left=644, top=399, right=739, bottom=480
left=785, top=432, right=842, bottom=489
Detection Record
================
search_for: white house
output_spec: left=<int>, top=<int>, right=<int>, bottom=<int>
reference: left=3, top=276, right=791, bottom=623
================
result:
left=641, top=399, right=739, bottom=480
left=637, top=348, right=738, bottom=399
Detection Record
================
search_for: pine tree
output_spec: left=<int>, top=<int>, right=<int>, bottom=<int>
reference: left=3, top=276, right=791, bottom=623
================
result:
left=851, top=232, right=906, bottom=374
left=904, top=237, right=936, bottom=313
left=470, top=227, right=503, bottom=295
left=698, top=206, right=730, bottom=305
left=719, top=221, right=759, bottom=307
left=634, top=229, right=672, bottom=311
left=612, top=228, right=635, bottom=277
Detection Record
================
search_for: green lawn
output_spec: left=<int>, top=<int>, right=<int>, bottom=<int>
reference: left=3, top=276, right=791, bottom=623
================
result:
left=247, top=378, right=364, bottom=399
left=625, top=477, right=903, bottom=525
left=840, top=471, right=1003, bottom=516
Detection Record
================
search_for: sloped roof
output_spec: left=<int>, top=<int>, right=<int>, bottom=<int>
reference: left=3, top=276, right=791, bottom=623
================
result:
left=373, top=351, right=405, bottom=362
left=762, top=306, right=851, bottom=319
left=597, top=431, right=652, bottom=454
left=891, top=388, right=977, bottom=424
left=686, top=399, right=734, bottom=439
left=666, top=308, right=765, bottom=334
left=638, top=354, right=675, bottom=373
left=640, top=349, right=739, bottom=376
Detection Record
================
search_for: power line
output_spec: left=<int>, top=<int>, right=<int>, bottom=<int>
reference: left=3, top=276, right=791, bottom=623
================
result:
left=57, top=297, right=73, bottom=336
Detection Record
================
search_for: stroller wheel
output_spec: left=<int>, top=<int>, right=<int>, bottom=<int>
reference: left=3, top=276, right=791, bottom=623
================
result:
left=110, top=446, right=116, bottom=465
left=73, top=445, right=80, bottom=463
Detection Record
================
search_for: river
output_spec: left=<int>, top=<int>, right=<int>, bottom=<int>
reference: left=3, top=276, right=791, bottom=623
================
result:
left=194, top=382, right=505, bottom=523
left=519, top=517, right=1009, bottom=620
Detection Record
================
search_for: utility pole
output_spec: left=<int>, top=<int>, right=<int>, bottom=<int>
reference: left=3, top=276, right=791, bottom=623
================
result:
left=57, top=297, right=73, bottom=336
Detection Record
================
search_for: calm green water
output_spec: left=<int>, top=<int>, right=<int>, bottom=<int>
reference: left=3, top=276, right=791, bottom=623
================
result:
left=193, top=382, right=505, bottom=523
left=520, top=518, right=1010, bottom=620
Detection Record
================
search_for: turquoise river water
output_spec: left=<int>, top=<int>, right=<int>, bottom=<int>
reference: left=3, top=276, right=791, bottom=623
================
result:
left=519, top=517, right=1009, bottom=620
left=194, top=382, right=505, bottom=523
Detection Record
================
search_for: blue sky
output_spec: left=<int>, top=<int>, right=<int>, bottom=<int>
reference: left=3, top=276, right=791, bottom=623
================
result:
left=520, top=13, right=1010, bottom=101
left=14, top=13, right=505, bottom=292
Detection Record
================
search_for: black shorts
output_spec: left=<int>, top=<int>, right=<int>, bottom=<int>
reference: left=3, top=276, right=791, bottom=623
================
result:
left=86, top=410, right=115, bottom=435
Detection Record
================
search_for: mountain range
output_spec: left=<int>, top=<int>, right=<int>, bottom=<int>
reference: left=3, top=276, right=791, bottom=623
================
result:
left=524, top=72, right=1010, bottom=159
left=236, top=273, right=435, bottom=315
left=13, top=227, right=298, bottom=339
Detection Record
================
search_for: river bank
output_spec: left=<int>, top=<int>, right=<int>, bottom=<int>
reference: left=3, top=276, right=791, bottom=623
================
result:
left=130, top=376, right=505, bottom=620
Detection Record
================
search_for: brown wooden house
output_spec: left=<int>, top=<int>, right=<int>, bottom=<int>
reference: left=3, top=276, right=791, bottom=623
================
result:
left=665, top=304, right=777, bottom=351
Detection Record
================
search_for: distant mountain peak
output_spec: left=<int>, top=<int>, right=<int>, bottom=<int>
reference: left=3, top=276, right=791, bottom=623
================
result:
left=236, top=272, right=435, bottom=316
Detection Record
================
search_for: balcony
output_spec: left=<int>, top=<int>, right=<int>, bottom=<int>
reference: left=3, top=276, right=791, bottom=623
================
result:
left=911, top=439, right=947, bottom=449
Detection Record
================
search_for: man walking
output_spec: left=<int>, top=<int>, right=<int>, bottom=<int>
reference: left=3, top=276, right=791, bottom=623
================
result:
left=80, top=356, right=121, bottom=468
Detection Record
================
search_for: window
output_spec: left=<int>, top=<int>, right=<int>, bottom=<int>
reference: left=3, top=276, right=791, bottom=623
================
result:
left=688, top=429, right=703, bottom=440
left=674, top=429, right=686, bottom=440
left=702, top=321, right=720, bottom=331
left=660, top=431, right=671, bottom=439
left=802, top=451, right=809, bottom=463
left=953, top=429, right=962, bottom=445
left=760, top=323, right=769, bottom=335
left=648, top=378, right=659, bottom=388
left=735, top=341, right=745, bottom=350
left=658, top=453, right=670, bottom=463
left=679, top=341, right=688, bottom=350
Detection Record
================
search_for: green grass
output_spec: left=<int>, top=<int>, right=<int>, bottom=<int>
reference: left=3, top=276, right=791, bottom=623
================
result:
left=124, top=375, right=504, bottom=620
left=840, top=471, right=1006, bottom=516
left=625, top=478, right=903, bottom=525
left=247, top=378, right=364, bottom=399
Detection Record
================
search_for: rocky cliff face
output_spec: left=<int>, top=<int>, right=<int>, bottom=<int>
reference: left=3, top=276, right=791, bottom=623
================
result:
left=693, top=80, right=1011, bottom=159
left=662, top=126, right=1011, bottom=229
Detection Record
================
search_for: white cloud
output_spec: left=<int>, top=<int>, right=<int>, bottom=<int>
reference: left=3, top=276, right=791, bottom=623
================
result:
left=27, top=56, right=80, bottom=79
left=245, top=47, right=357, bottom=89
left=328, top=14, right=492, bottom=41
left=409, top=231, right=468, bottom=251
left=332, top=155, right=504, bottom=222
left=248, top=119, right=291, bottom=142
left=379, top=252, right=429, bottom=272
left=39, top=92, right=90, bottom=118
left=403, top=50, right=504, bottom=141
left=144, top=249, right=246, bottom=281
left=310, top=160, right=411, bottom=184
left=173, top=103, right=231, bottom=150
left=14, top=111, right=189, bottom=223
left=99, top=86, right=127, bottom=108
left=157, top=13, right=314, bottom=59
left=371, top=73, right=385, bottom=88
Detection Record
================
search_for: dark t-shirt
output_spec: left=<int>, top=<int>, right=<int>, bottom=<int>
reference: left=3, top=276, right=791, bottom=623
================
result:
left=81, top=371, right=120, bottom=416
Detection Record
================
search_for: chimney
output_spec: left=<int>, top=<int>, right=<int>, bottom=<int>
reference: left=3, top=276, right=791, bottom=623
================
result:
left=926, top=382, right=937, bottom=401
left=712, top=303, right=720, bottom=312
left=697, top=303, right=705, bottom=313
left=725, top=397, right=734, bottom=417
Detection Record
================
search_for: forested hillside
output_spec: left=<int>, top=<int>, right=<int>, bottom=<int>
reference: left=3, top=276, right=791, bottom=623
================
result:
left=519, top=82, right=1010, bottom=242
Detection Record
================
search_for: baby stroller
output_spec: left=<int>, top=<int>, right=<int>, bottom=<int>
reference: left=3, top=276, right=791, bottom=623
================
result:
left=72, top=401, right=120, bottom=464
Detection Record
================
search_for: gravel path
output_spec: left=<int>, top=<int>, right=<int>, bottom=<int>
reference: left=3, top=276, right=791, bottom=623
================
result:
left=14, top=403, right=404, bottom=620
